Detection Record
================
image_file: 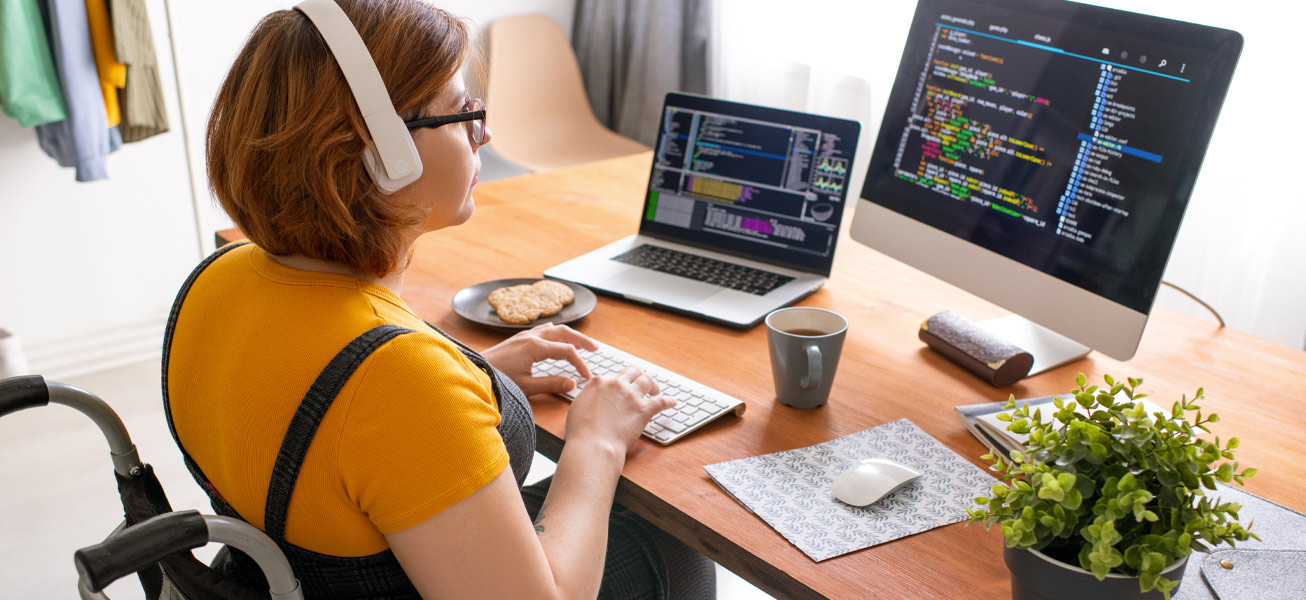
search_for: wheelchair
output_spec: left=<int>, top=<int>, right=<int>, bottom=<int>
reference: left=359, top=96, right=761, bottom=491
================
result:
left=0, top=375, right=302, bottom=600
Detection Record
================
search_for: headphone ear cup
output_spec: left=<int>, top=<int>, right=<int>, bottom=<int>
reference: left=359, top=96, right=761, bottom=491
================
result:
left=361, top=145, right=394, bottom=192
left=361, top=135, right=423, bottom=193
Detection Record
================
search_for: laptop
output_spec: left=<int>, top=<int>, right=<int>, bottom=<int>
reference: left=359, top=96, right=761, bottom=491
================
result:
left=545, top=92, right=861, bottom=328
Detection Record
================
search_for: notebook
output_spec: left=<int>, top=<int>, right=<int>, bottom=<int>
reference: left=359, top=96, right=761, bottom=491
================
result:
left=545, top=92, right=861, bottom=328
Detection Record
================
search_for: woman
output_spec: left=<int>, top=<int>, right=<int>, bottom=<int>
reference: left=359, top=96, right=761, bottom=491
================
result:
left=164, top=1, right=715, bottom=598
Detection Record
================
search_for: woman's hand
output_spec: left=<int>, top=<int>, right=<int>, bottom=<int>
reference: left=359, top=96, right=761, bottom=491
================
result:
left=481, top=323, right=597, bottom=396
left=566, top=366, right=675, bottom=455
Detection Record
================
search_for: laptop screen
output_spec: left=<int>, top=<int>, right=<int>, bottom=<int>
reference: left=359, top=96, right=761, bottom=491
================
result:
left=637, top=93, right=861, bottom=276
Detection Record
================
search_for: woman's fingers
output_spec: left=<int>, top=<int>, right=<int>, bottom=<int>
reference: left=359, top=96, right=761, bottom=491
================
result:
left=518, top=375, right=577, bottom=397
left=532, top=323, right=598, bottom=352
left=613, top=366, right=660, bottom=397
left=531, top=338, right=591, bottom=380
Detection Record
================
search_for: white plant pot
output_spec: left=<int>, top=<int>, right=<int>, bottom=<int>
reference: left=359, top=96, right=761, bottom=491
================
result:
left=1004, top=545, right=1189, bottom=600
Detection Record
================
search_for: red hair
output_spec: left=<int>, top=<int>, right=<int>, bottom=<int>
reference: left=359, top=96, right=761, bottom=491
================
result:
left=207, top=0, right=470, bottom=278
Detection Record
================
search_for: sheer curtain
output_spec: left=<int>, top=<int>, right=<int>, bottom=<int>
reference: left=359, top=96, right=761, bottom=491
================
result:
left=712, top=0, right=1306, bottom=349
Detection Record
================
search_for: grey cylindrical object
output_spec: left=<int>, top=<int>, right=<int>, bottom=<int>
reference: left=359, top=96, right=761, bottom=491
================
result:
left=45, top=381, right=142, bottom=476
left=205, top=515, right=303, bottom=599
left=919, top=311, right=1033, bottom=387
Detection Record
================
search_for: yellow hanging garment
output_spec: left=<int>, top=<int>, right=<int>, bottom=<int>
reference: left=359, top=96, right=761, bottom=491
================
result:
left=84, top=0, right=126, bottom=127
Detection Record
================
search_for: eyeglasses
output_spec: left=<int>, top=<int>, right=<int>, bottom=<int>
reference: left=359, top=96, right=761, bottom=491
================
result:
left=404, top=97, right=487, bottom=145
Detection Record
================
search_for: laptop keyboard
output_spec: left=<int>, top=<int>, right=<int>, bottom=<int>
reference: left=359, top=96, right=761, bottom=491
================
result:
left=612, top=244, right=794, bottom=295
left=532, top=338, right=746, bottom=445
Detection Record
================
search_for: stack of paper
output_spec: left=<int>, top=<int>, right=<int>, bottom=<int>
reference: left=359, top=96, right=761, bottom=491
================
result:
left=956, top=394, right=1167, bottom=457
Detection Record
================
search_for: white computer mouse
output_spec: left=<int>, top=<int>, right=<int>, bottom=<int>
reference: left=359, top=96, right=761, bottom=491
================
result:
left=831, top=457, right=923, bottom=507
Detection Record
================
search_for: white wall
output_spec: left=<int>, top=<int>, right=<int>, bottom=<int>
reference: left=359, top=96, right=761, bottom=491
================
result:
left=0, top=0, right=576, bottom=378
left=0, top=0, right=200, bottom=377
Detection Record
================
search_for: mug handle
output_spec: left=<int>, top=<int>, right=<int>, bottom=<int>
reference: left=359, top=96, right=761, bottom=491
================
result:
left=801, top=344, right=822, bottom=390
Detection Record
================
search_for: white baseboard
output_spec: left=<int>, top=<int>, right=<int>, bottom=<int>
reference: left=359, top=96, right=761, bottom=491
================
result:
left=24, top=316, right=166, bottom=381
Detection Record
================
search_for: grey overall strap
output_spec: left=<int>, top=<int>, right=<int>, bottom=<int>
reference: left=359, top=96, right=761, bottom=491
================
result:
left=262, top=324, right=413, bottom=541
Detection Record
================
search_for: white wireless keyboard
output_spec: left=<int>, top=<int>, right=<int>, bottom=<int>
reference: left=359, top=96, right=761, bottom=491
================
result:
left=532, top=340, right=746, bottom=444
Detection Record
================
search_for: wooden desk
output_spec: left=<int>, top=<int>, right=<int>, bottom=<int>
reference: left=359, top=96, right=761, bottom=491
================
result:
left=219, top=152, right=1306, bottom=599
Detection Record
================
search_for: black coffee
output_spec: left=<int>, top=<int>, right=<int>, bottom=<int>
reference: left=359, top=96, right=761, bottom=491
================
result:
left=783, top=328, right=828, bottom=337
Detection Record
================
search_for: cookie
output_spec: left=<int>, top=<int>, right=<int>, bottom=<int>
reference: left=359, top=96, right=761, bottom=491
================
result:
left=531, top=279, right=574, bottom=305
left=487, top=280, right=574, bottom=324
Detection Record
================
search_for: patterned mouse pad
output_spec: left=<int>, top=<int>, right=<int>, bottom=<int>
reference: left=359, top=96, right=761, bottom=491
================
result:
left=704, top=418, right=996, bottom=561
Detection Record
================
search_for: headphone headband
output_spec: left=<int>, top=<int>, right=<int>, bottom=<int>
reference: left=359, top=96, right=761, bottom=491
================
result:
left=294, top=0, right=422, bottom=191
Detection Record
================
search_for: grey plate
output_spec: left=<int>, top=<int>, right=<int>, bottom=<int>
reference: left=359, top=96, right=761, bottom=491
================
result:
left=451, top=278, right=597, bottom=330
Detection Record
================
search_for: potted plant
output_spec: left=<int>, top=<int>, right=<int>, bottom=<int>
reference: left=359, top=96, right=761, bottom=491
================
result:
left=966, top=373, right=1258, bottom=600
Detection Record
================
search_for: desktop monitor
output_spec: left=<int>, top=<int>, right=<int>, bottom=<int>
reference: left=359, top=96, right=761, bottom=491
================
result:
left=850, top=0, right=1242, bottom=371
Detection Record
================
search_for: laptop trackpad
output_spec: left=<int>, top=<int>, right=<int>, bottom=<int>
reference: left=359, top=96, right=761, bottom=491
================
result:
left=599, top=270, right=718, bottom=304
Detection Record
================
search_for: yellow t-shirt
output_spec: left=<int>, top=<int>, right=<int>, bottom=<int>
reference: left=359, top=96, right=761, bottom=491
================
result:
left=167, top=243, right=509, bottom=556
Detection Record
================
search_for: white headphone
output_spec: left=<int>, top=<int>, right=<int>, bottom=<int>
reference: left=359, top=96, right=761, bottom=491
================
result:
left=294, top=0, right=422, bottom=192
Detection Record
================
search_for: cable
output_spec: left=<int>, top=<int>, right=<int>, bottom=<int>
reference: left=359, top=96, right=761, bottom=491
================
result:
left=1160, top=280, right=1225, bottom=327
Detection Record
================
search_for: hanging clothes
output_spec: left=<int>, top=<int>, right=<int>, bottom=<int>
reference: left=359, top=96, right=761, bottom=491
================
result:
left=0, top=0, right=68, bottom=126
left=108, top=0, right=167, bottom=142
left=84, top=0, right=125, bottom=127
left=34, top=0, right=121, bottom=182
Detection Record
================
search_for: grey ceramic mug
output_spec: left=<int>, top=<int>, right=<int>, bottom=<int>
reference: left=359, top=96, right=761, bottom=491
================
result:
left=765, top=307, right=848, bottom=409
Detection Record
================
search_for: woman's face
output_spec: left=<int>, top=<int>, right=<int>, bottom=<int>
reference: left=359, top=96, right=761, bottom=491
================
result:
left=399, top=79, right=491, bottom=233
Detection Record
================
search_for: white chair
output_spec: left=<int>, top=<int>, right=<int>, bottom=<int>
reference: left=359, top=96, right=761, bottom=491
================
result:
left=485, top=14, right=649, bottom=172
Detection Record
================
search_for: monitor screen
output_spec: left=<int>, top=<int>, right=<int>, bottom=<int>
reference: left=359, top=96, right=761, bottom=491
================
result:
left=852, top=0, right=1241, bottom=361
left=639, top=93, right=861, bottom=275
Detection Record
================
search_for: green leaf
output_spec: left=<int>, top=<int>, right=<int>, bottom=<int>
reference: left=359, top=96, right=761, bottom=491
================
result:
left=1119, top=473, right=1137, bottom=492
left=1062, top=488, right=1084, bottom=510
left=1077, top=372, right=1087, bottom=387
left=996, top=412, right=1012, bottom=422
left=1227, top=437, right=1240, bottom=450
left=1243, top=467, right=1258, bottom=478
left=1139, top=572, right=1157, bottom=593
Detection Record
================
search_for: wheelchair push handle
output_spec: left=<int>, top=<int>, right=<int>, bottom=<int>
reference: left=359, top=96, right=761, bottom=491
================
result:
left=75, top=511, right=208, bottom=593
left=75, top=511, right=304, bottom=600
left=0, top=375, right=49, bottom=417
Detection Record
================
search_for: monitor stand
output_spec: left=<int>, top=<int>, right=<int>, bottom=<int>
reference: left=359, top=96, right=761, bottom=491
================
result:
left=978, top=315, right=1091, bottom=376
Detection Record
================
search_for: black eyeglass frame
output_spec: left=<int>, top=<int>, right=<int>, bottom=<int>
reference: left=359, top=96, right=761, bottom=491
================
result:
left=403, top=98, right=487, bottom=144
